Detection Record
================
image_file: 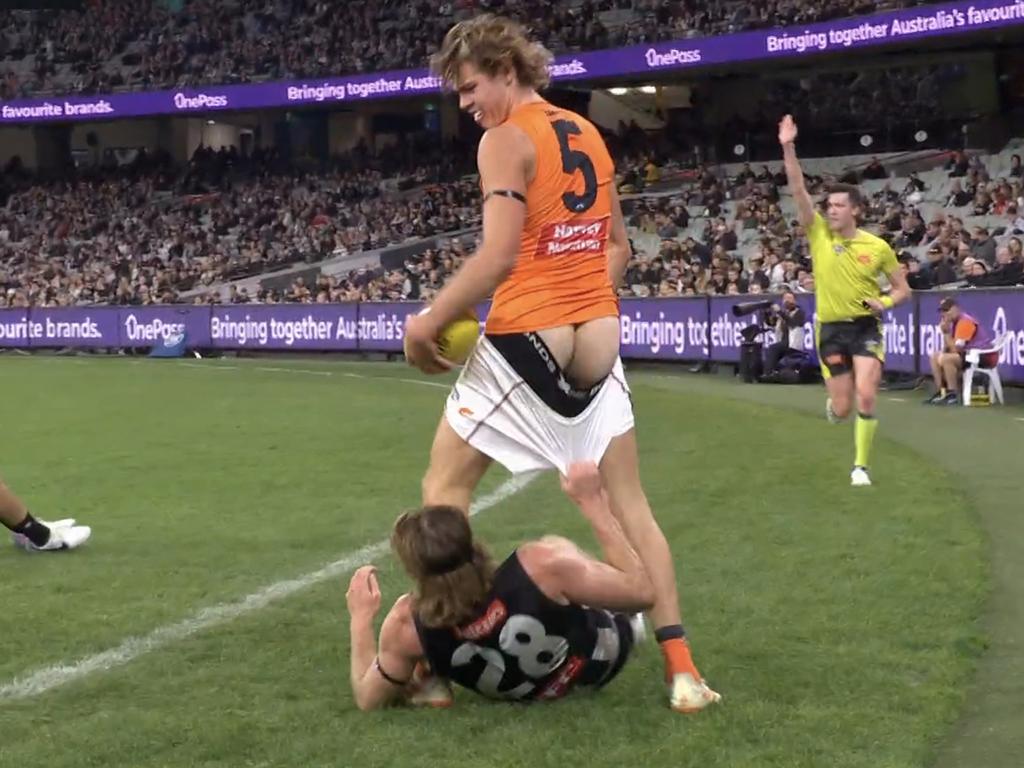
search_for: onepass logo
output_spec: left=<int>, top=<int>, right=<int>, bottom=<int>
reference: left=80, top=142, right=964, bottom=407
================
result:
left=645, top=47, right=702, bottom=68
left=173, top=92, right=229, bottom=111
left=123, top=315, right=187, bottom=343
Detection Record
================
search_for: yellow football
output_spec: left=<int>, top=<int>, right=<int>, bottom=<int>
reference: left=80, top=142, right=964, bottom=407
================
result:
left=436, top=311, right=480, bottom=365
left=407, top=307, right=479, bottom=365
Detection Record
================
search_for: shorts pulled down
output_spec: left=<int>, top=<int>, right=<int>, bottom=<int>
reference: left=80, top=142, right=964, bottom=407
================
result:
left=444, top=333, right=635, bottom=475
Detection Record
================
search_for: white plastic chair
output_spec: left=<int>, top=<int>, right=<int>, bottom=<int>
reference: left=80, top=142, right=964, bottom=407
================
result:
left=962, top=332, right=1011, bottom=406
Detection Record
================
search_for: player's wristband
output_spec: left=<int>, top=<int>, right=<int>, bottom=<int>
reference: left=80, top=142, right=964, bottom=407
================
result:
left=880, top=295, right=895, bottom=309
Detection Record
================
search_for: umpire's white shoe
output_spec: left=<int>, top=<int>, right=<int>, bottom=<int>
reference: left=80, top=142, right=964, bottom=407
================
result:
left=850, top=466, right=872, bottom=487
left=11, top=518, right=92, bottom=552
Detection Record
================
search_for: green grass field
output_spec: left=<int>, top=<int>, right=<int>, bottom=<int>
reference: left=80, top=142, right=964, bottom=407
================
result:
left=0, top=355, right=1013, bottom=768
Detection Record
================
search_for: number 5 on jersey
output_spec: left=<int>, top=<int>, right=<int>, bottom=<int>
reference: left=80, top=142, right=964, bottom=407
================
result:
left=551, top=119, right=597, bottom=214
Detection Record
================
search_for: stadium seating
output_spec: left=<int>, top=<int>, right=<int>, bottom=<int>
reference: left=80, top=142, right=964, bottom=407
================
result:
left=5, top=136, right=1023, bottom=308
left=0, top=0, right=953, bottom=99
left=0, top=136, right=480, bottom=308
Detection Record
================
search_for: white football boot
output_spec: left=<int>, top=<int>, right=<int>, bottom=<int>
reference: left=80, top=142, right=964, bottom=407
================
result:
left=11, top=518, right=92, bottom=552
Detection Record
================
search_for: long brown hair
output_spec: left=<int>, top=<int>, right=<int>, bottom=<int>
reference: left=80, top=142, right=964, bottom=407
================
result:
left=390, top=505, right=496, bottom=628
left=430, top=14, right=553, bottom=91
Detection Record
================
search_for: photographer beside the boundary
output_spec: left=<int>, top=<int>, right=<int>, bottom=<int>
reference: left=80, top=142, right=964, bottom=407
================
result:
left=764, top=290, right=807, bottom=376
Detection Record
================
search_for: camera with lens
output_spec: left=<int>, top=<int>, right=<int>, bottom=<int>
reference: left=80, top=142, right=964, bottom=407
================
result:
left=732, top=299, right=775, bottom=344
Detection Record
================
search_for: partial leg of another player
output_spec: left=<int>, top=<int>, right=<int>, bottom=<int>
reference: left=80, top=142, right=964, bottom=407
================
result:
left=850, top=355, right=882, bottom=486
left=599, top=430, right=721, bottom=713
left=1, top=477, right=91, bottom=552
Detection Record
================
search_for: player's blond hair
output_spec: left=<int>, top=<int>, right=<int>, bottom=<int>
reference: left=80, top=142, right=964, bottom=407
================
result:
left=430, top=14, right=552, bottom=91
left=391, top=505, right=496, bottom=628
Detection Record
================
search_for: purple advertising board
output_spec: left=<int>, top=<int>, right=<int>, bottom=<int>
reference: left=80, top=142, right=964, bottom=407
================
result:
left=117, top=306, right=213, bottom=348
left=1, top=291, right=1021, bottom=382
left=618, top=297, right=709, bottom=360
left=355, top=301, right=423, bottom=353
left=359, top=301, right=494, bottom=352
left=27, top=307, right=121, bottom=348
left=208, top=304, right=359, bottom=350
left=2, top=0, right=1022, bottom=124
left=917, top=289, right=1024, bottom=384
left=878, top=299, right=918, bottom=375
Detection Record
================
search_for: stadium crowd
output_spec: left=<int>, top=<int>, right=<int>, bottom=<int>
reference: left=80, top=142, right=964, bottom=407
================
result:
left=231, top=151, right=1023, bottom=308
left=0, top=133, right=479, bottom=308
left=4, top=135, right=1024, bottom=309
left=1, top=0, right=952, bottom=100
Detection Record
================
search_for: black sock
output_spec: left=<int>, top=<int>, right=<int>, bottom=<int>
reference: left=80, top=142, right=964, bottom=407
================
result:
left=654, top=624, right=687, bottom=643
left=8, top=512, right=51, bottom=547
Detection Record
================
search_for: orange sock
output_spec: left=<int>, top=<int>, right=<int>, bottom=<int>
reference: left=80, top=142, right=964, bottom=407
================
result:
left=660, top=637, right=700, bottom=681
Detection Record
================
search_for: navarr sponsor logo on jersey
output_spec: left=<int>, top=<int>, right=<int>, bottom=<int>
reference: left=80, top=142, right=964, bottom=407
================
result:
left=645, top=47, right=702, bottom=68
left=455, top=599, right=508, bottom=640
left=535, top=217, right=610, bottom=258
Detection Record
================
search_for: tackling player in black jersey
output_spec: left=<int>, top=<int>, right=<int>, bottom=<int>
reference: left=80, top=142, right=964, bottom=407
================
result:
left=344, top=462, right=683, bottom=710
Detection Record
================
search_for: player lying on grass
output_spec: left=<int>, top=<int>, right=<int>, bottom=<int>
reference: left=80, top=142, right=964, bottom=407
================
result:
left=2, top=476, right=91, bottom=552
left=345, top=462, right=653, bottom=710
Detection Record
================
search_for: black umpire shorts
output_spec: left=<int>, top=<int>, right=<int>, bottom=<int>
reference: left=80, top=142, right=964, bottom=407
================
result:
left=817, top=316, right=884, bottom=378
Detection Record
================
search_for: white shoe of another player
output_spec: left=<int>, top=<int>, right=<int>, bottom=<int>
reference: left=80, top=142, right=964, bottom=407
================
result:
left=850, top=466, right=872, bottom=487
left=629, top=612, right=648, bottom=644
left=11, top=518, right=92, bottom=552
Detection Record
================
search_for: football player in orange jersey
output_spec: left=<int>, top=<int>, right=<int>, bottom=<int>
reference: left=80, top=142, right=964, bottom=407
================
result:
left=402, top=15, right=719, bottom=713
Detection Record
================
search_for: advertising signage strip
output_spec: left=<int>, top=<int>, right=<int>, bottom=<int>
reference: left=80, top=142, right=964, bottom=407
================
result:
left=0, top=289, right=1021, bottom=382
left=2, top=0, right=1022, bottom=124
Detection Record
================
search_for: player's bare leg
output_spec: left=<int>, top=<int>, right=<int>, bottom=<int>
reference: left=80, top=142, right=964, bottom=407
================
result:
left=851, top=355, right=883, bottom=486
left=599, top=430, right=720, bottom=713
left=1, top=477, right=91, bottom=552
left=824, top=369, right=855, bottom=424
left=421, top=417, right=493, bottom=511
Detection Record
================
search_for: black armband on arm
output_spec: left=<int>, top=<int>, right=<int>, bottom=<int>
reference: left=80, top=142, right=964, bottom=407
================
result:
left=374, top=657, right=411, bottom=687
left=483, top=189, right=526, bottom=204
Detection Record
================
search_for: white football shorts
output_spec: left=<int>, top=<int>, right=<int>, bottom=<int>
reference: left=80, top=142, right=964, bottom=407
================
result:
left=444, top=333, right=635, bottom=475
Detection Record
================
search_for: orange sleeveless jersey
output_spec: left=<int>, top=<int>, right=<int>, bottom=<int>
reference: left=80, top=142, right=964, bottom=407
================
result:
left=485, top=101, right=619, bottom=335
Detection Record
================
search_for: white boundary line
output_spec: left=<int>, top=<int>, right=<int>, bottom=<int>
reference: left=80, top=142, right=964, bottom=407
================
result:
left=0, top=472, right=538, bottom=703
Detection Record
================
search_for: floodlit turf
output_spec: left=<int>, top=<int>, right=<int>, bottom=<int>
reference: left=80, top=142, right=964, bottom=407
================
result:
left=0, top=357, right=988, bottom=768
